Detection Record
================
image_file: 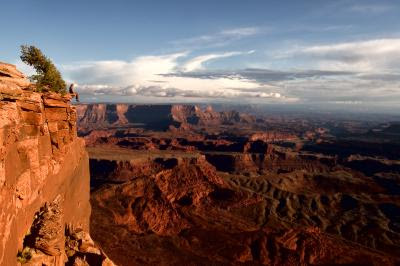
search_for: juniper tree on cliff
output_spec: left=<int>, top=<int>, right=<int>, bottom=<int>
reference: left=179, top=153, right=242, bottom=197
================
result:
left=20, top=45, right=66, bottom=93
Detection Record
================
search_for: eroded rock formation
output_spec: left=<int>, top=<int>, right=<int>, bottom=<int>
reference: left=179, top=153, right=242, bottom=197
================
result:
left=0, top=62, right=113, bottom=265
left=89, top=149, right=400, bottom=265
left=76, top=103, right=261, bottom=134
left=82, top=99, right=400, bottom=265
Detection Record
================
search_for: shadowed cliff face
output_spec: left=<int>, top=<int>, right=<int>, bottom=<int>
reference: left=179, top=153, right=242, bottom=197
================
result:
left=0, top=63, right=114, bottom=266
left=76, top=103, right=259, bottom=134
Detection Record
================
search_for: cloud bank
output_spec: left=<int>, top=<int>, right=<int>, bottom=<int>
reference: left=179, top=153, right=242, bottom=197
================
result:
left=296, top=38, right=400, bottom=72
left=182, top=51, right=253, bottom=72
left=61, top=50, right=288, bottom=101
left=16, top=32, right=400, bottom=108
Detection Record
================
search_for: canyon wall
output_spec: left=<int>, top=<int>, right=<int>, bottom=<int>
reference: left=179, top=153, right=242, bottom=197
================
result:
left=0, top=63, right=111, bottom=265
left=76, top=103, right=257, bottom=133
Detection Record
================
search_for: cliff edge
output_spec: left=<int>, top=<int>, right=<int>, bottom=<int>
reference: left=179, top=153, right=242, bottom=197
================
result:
left=0, top=62, right=113, bottom=265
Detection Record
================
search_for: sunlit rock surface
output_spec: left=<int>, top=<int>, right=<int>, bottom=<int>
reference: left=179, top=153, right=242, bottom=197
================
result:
left=0, top=62, right=114, bottom=266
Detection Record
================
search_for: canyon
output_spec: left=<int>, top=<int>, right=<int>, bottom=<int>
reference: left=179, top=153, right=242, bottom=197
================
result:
left=1, top=61, right=399, bottom=265
left=79, top=103, right=400, bottom=265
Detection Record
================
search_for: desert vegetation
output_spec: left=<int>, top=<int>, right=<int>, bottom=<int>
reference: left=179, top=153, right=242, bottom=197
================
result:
left=20, top=45, right=66, bottom=93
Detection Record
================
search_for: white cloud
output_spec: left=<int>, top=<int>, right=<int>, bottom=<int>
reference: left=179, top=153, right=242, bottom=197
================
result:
left=256, top=38, right=400, bottom=105
left=16, top=35, right=400, bottom=107
left=62, top=52, right=187, bottom=87
left=182, top=51, right=252, bottom=72
left=220, top=27, right=260, bottom=36
left=60, top=51, right=285, bottom=101
left=271, top=74, right=400, bottom=104
left=122, top=85, right=285, bottom=99
left=171, top=26, right=261, bottom=49
left=287, top=38, right=400, bottom=72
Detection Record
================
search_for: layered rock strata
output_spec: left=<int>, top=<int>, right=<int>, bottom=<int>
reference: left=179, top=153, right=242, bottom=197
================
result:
left=0, top=62, right=113, bottom=265
left=76, top=103, right=259, bottom=133
left=89, top=151, right=400, bottom=265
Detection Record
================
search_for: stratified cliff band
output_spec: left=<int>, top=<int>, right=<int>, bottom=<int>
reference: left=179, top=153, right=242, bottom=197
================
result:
left=0, top=62, right=114, bottom=265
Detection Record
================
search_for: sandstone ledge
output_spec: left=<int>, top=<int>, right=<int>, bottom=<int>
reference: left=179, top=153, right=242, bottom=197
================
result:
left=0, top=63, right=100, bottom=265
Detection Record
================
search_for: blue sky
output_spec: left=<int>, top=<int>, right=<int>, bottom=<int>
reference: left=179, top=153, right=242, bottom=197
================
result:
left=2, top=0, right=400, bottom=111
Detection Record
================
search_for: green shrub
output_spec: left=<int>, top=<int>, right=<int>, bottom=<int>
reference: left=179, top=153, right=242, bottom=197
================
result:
left=20, top=45, right=66, bottom=93
left=16, top=247, right=32, bottom=264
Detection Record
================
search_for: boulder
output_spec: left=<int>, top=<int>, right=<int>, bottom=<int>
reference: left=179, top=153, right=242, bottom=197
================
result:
left=0, top=81, right=24, bottom=97
left=43, top=92, right=72, bottom=101
left=0, top=76, right=30, bottom=88
left=0, top=62, right=25, bottom=78
left=17, top=101, right=42, bottom=112
left=43, top=98, right=69, bottom=108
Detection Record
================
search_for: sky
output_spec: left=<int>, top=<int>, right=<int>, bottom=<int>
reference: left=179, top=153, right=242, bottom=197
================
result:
left=1, top=0, right=400, bottom=113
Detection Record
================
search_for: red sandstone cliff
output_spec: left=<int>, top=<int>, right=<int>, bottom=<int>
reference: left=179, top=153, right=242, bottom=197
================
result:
left=0, top=63, right=113, bottom=265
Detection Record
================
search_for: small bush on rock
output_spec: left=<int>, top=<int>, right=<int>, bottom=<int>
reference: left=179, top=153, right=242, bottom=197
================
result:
left=16, top=247, right=32, bottom=264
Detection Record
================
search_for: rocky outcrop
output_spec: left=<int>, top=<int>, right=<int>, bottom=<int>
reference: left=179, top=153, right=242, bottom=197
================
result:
left=76, top=103, right=258, bottom=134
left=89, top=148, right=399, bottom=265
left=83, top=106, right=400, bottom=265
left=0, top=63, right=113, bottom=265
left=17, top=198, right=114, bottom=266
left=0, top=62, right=31, bottom=91
left=249, top=131, right=297, bottom=142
